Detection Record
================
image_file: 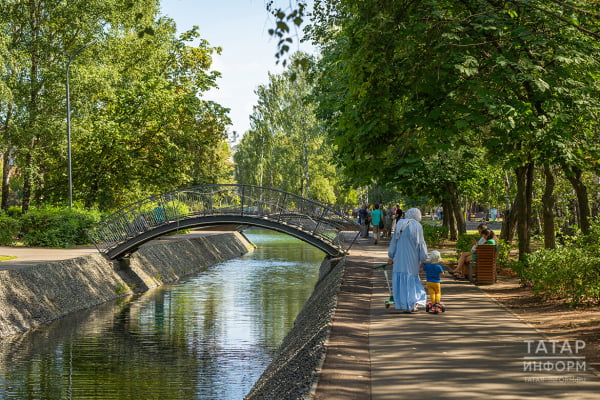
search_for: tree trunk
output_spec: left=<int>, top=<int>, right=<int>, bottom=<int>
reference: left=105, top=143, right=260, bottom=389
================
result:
left=1, top=150, right=9, bottom=211
left=542, top=165, right=556, bottom=249
left=85, top=178, right=100, bottom=209
left=1, top=103, right=14, bottom=211
left=500, top=172, right=517, bottom=243
left=22, top=151, right=33, bottom=213
left=514, top=162, right=534, bottom=260
left=442, top=197, right=456, bottom=240
left=446, top=181, right=466, bottom=235
left=563, top=165, right=591, bottom=235
left=501, top=205, right=518, bottom=243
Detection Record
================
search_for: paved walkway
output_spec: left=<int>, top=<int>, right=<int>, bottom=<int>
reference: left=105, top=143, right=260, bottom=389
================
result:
left=0, top=230, right=232, bottom=270
left=357, top=235, right=600, bottom=400
left=2, top=231, right=599, bottom=399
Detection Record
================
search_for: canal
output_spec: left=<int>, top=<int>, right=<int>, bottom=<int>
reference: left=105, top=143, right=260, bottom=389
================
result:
left=0, top=228, right=325, bottom=399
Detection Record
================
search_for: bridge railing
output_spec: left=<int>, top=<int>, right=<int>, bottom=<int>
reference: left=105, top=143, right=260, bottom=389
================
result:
left=87, top=184, right=359, bottom=256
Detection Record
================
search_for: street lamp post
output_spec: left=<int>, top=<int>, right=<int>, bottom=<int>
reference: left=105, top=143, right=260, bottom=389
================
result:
left=66, top=40, right=96, bottom=208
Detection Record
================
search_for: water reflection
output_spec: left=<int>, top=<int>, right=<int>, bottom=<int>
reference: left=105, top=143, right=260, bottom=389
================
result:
left=0, top=228, right=324, bottom=400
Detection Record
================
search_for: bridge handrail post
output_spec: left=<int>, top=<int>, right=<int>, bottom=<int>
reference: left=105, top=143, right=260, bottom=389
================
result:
left=240, top=184, right=245, bottom=216
left=175, top=191, right=181, bottom=232
left=311, top=207, right=327, bottom=236
left=345, top=231, right=361, bottom=254
left=278, top=192, right=287, bottom=222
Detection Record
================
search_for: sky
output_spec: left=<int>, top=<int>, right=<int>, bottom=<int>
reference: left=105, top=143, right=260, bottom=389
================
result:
left=159, top=0, right=314, bottom=142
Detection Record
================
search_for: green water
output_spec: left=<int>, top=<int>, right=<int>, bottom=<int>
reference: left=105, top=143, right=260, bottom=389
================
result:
left=0, top=229, right=325, bottom=399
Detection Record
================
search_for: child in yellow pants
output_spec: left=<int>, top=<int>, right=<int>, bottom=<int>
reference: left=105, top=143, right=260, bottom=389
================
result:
left=423, top=250, right=444, bottom=305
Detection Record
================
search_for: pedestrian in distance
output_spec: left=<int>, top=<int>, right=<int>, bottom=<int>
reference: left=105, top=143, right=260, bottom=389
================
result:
left=154, top=202, right=166, bottom=224
left=371, top=203, right=383, bottom=244
left=358, top=205, right=370, bottom=238
left=394, top=206, right=403, bottom=223
left=383, top=205, right=394, bottom=239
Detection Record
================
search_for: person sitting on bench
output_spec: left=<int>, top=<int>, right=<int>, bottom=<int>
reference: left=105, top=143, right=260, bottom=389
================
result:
left=451, top=223, right=487, bottom=279
left=454, top=229, right=497, bottom=279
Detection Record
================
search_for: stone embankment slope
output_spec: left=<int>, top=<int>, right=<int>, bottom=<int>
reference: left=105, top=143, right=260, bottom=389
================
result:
left=0, top=230, right=355, bottom=400
left=0, top=232, right=253, bottom=338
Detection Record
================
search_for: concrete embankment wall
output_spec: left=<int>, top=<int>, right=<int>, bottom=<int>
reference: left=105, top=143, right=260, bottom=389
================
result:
left=246, top=256, right=346, bottom=399
left=0, top=232, right=253, bottom=338
left=0, top=230, right=347, bottom=398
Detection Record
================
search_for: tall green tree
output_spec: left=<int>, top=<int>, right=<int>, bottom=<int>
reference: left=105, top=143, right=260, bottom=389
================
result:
left=64, top=21, right=231, bottom=209
left=234, top=54, right=340, bottom=204
left=308, top=0, right=600, bottom=257
left=0, top=1, right=232, bottom=211
left=0, top=0, right=133, bottom=211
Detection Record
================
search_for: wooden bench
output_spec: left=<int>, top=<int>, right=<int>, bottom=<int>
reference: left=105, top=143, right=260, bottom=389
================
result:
left=467, top=244, right=497, bottom=285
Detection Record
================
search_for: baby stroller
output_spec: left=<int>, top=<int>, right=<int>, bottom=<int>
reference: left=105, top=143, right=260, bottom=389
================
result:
left=373, top=263, right=394, bottom=308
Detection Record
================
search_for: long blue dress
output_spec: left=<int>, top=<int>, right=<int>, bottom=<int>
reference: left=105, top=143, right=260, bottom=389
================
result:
left=387, top=218, right=428, bottom=311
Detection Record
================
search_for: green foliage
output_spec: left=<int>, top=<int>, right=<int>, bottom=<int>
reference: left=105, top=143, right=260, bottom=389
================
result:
left=495, top=239, right=511, bottom=269
left=422, top=223, right=448, bottom=248
left=115, top=282, right=134, bottom=296
left=455, top=233, right=479, bottom=255
left=0, top=214, right=20, bottom=245
left=266, top=1, right=308, bottom=67
left=308, top=0, right=600, bottom=249
left=19, top=207, right=102, bottom=248
left=234, top=53, right=344, bottom=203
left=6, top=207, right=22, bottom=218
left=516, top=248, right=600, bottom=306
left=513, top=219, right=600, bottom=306
left=0, top=2, right=232, bottom=212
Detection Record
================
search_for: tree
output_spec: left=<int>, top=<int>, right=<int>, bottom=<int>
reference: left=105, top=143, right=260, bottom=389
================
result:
left=0, top=1, right=233, bottom=211
left=234, top=54, right=341, bottom=203
left=308, top=0, right=600, bottom=258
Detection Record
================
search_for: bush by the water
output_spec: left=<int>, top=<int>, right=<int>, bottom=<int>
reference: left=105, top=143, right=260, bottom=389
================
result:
left=19, top=207, right=102, bottom=248
left=0, top=214, right=20, bottom=245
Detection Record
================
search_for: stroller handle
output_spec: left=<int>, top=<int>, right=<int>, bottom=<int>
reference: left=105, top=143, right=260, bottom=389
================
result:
left=372, top=263, right=389, bottom=270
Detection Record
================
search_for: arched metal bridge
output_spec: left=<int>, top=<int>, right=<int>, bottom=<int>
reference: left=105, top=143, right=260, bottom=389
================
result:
left=87, top=184, right=360, bottom=260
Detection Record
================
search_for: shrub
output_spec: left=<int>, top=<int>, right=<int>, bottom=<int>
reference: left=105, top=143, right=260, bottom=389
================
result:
left=422, top=223, right=448, bottom=247
left=19, top=207, right=102, bottom=248
left=518, top=247, right=600, bottom=306
left=0, top=214, right=20, bottom=245
left=455, top=233, right=479, bottom=255
left=495, top=238, right=511, bottom=268
left=6, top=206, right=22, bottom=218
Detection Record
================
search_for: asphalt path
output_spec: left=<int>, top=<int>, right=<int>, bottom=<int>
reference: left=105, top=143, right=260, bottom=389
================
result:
left=0, top=229, right=237, bottom=270
left=363, top=235, right=600, bottom=399
left=0, top=246, right=98, bottom=270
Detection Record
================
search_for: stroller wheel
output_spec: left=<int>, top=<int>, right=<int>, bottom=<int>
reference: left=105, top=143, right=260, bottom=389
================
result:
left=425, top=303, right=431, bottom=312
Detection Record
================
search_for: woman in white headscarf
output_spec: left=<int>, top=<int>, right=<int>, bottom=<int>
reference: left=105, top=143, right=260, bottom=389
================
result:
left=386, top=207, right=428, bottom=312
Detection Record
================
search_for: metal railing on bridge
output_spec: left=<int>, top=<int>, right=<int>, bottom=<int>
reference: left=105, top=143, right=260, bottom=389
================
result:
left=87, top=184, right=360, bottom=259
